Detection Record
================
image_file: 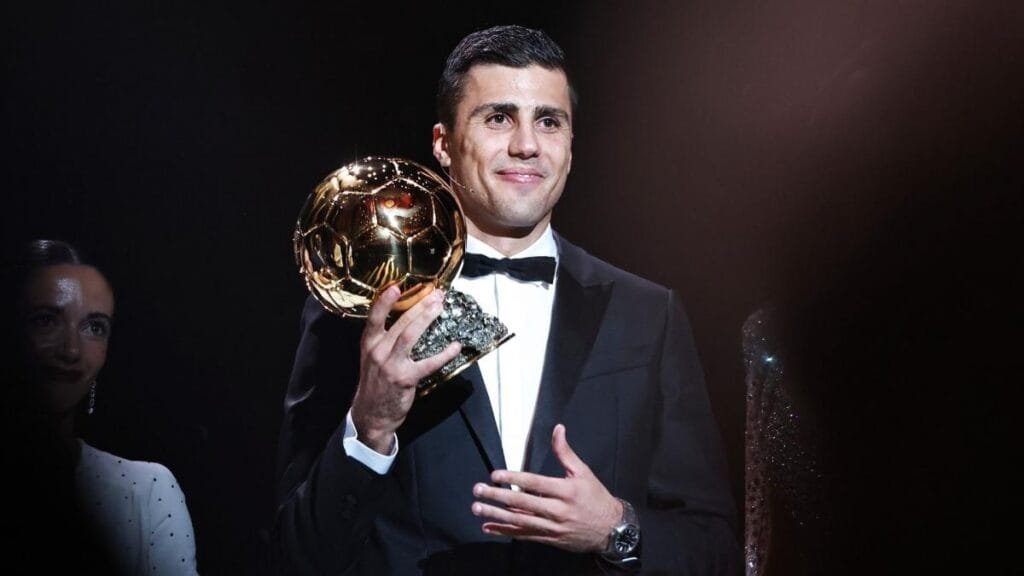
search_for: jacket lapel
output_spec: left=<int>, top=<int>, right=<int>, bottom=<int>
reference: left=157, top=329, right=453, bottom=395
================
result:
left=455, top=363, right=507, bottom=472
left=524, top=238, right=612, bottom=474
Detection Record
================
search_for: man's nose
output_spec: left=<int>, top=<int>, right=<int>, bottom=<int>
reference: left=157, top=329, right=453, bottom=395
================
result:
left=508, top=124, right=540, bottom=159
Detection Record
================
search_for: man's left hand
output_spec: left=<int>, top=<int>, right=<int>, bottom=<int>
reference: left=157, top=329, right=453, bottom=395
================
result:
left=470, top=424, right=622, bottom=553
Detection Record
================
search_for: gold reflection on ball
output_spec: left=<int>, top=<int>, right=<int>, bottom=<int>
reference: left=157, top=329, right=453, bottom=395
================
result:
left=294, top=157, right=466, bottom=318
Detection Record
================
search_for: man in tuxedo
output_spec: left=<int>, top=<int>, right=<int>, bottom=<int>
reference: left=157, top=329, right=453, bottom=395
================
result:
left=274, top=25, right=738, bottom=575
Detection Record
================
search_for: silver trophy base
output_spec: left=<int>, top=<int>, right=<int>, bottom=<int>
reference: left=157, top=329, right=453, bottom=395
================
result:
left=411, top=289, right=514, bottom=396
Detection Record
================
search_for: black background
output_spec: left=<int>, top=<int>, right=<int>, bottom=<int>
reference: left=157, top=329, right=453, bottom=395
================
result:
left=4, top=1, right=1021, bottom=573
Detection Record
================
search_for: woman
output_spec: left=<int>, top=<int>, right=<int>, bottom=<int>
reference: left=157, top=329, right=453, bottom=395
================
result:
left=3, top=240, right=199, bottom=575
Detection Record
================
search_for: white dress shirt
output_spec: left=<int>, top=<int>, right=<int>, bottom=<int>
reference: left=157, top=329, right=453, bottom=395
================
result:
left=453, top=227, right=558, bottom=472
left=343, top=226, right=559, bottom=474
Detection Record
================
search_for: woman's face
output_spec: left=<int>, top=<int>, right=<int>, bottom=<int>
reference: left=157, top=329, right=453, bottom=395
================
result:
left=18, top=264, right=114, bottom=415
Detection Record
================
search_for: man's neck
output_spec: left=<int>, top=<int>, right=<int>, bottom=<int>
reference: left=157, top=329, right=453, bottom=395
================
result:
left=465, top=219, right=552, bottom=257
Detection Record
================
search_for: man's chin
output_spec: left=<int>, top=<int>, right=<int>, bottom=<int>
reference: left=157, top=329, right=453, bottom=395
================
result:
left=477, top=219, right=547, bottom=240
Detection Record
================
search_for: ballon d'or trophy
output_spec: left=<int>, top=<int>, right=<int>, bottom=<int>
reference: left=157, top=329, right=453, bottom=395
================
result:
left=294, top=156, right=513, bottom=395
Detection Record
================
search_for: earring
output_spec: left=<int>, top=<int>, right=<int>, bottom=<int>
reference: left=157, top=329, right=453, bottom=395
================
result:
left=88, top=381, right=97, bottom=415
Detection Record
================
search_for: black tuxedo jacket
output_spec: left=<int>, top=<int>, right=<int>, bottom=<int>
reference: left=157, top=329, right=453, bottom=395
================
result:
left=274, top=235, right=738, bottom=575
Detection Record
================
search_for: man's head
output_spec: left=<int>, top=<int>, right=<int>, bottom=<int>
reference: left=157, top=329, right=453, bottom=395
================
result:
left=436, top=25, right=577, bottom=130
left=432, top=25, right=576, bottom=254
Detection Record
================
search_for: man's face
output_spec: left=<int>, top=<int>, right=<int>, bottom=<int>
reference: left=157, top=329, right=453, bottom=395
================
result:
left=433, top=64, right=573, bottom=242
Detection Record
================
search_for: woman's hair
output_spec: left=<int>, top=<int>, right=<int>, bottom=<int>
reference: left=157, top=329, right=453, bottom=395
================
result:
left=4, top=238, right=89, bottom=308
left=2, top=240, right=93, bottom=373
left=12, top=239, right=85, bottom=268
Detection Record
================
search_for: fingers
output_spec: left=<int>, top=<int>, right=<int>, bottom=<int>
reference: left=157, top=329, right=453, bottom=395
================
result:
left=412, top=341, right=462, bottom=375
left=384, top=289, right=445, bottom=365
left=490, top=470, right=566, bottom=500
left=353, top=287, right=457, bottom=449
left=471, top=499, right=561, bottom=535
left=479, top=522, right=539, bottom=539
left=480, top=521, right=564, bottom=547
left=468, top=491, right=565, bottom=537
left=489, top=426, right=587, bottom=490
left=484, top=426, right=593, bottom=502
left=365, top=285, right=401, bottom=339
left=474, top=481, right=554, bottom=514
left=473, top=428, right=614, bottom=554
left=550, top=424, right=587, bottom=477
left=474, top=479, right=574, bottom=530
left=364, top=288, right=446, bottom=365
left=471, top=484, right=586, bottom=550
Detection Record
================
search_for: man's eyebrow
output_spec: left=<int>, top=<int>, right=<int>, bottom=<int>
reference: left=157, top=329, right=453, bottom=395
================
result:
left=468, top=102, right=520, bottom=119
left=535, top=105, right=570, bottom=124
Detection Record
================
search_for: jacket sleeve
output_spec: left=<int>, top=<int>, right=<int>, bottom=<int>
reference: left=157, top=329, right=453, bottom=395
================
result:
left=271, top=297, right=392, bottom=575
left=635, top=290, right=740, bottom=575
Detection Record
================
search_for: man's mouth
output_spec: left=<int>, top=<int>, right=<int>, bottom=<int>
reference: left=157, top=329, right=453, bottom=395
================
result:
left=496, top=168, right=544, bottom=183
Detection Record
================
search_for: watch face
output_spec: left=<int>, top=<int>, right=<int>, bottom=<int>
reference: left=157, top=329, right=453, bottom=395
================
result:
left=614, top=524, right=641, bottom=554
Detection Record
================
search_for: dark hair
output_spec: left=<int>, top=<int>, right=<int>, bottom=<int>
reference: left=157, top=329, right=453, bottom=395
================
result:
left=16, top=239, right=85, bottom=268
left=436, top=25, right=577, bottom=128
left=3, top=239, right=87, bottom=295
left=2, top=239, right=91, bottom=317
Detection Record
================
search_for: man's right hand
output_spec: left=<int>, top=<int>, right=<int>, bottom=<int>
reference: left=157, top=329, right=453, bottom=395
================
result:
left=351, top=285, right=462, bottom=455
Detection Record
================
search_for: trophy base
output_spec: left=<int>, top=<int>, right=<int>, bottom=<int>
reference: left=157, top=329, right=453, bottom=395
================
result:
left=411, top=289, right=513, bottom=397
left=416, top=332, right=515, bottom=396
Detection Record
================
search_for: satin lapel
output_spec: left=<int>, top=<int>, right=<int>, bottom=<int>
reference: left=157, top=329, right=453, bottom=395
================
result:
left=524, top=261, right=612, bottom=474
left=456, top=362, right=507, bottom=472
left=398, top=373, right=472, bottom=447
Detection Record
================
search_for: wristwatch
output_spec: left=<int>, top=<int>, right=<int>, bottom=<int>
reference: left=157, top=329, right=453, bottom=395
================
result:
left=601, top=497, right=641, bottom=566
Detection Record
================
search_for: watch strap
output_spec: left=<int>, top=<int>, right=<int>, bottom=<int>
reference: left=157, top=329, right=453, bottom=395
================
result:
left=601, top=497, right=641, bottom=566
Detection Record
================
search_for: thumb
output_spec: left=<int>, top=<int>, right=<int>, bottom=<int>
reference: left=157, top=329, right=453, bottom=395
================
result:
left=551, top=424, right=587, bottom=477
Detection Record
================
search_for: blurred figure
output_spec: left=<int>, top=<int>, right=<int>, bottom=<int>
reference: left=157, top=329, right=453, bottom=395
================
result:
left=1, top=239, right=199, bottom=575
left=741, top=308, right=826, bottom=576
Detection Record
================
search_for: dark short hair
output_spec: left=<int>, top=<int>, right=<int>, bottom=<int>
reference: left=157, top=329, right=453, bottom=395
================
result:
left=436, top=25, right=577, bottom=128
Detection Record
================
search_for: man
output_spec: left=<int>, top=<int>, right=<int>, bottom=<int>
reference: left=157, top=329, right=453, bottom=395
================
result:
left=275, top=25, right=738, bottom=575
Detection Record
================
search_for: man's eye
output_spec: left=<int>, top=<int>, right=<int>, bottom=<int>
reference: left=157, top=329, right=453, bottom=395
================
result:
left=487, top=113, right=510, bottom=125
left=539, top=117, right=561, bottom=129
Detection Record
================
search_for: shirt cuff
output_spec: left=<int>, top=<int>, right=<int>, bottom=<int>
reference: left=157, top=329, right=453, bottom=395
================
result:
left=342, top=410, right=398, bottom=475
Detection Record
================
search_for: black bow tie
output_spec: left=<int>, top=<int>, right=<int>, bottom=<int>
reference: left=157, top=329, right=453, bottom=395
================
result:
left=460, top=253, right=557, bottom=283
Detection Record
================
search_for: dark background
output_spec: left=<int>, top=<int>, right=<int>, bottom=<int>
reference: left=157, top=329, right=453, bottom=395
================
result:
left=4, top=1, right=1021, bottom=573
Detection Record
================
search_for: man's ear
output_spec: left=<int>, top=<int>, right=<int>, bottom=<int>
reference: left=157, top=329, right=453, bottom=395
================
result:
left=432, top=123, right=451, bottom=167
left=567, top=130, right=573, bottom=175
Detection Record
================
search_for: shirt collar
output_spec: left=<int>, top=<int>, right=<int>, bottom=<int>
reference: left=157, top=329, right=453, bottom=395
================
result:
left=465, top=224, right=558, bottom=261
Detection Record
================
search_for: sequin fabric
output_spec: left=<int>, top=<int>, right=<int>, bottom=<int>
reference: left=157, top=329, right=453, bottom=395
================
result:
left=743, top=308, right=823, bottom=576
